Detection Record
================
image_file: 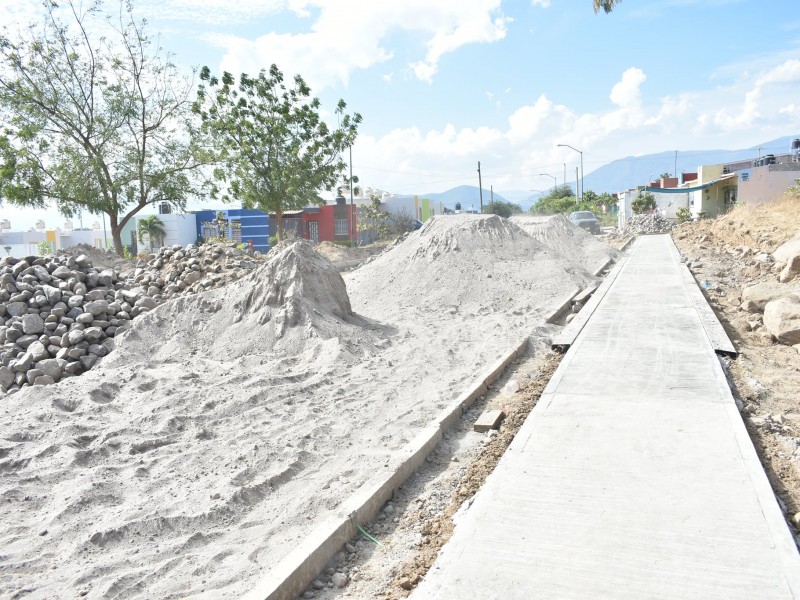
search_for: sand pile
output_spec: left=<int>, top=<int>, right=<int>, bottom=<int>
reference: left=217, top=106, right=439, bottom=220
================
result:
left=0, top=221, right=606, bottom=600
left=348, top=214, right=596, bottom=316
left=0, top=241, right=389, bottom=599
left=510, top=214, right=620, bottom=274
left=58, top=243, right=134, bottom=273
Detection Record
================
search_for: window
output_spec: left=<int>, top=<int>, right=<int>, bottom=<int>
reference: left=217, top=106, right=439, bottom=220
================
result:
left=334, top=219, right=349, bottom=236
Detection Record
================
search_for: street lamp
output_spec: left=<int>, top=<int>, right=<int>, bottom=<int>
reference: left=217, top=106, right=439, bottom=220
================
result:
left=557, top=144, right=583, bottom=202
left=539, top=173, right=557, bottom=192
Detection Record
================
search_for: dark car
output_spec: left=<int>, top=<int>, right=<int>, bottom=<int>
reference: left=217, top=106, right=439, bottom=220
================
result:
left=569, top=211, right=601, bottom=234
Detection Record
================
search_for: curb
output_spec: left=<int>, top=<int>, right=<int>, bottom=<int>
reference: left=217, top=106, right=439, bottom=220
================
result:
left=592, top=257, right=614, bottom=277
left=544, top=287, right=581, bottom=325
left=618, top=236, right=636, bottom=252
left=242, top=336, right=531, bottom=600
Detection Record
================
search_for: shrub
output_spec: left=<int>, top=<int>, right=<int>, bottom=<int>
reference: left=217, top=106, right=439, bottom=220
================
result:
left=36, top=240, right=52, bottom=256
left=675, top=206, right=692, bottom=223
left=631, top=191, right=656, bottom=214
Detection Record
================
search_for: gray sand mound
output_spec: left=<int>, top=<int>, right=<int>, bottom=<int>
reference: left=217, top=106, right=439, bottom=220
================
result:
left=348, top=214, right=596, bottom=318
left=0, top=241, right=384, bottom=600
left=510, top=214, right=620, bottom=274
left=0, top=221, right=608, bottom=600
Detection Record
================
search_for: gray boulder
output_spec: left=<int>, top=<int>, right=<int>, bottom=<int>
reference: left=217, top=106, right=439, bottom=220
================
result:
left=0, top=366, right=15, bottom=389
left=6, top=302, right=28, bottom=317
left=22, top=314, right=45, bottom=335
left=773, top=233, right=800, bottom=264
left=779, top=254, right=800, bottom=284
left=764, top=295, right=800, bottom=345
left=36, top=358, right=62, bottom=382
left=52, top=265, right=73, bottom=279
left=28, top=341, right=50, bottom=362
left=741, top=282, right=800, bottom=313
left=33, top=375, right=55, bottom=386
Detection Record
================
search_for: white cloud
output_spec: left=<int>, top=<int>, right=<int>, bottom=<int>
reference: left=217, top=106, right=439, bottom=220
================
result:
left=0, top=0, right=41, bottom=26
left=531, top=0, right=552, bottom=7
left=208, top=0, right=508, bottom=89
left=609, top=67, right=646, bottom=108
left=351, top=61, right=800, bottom=196
left=710, top=58, right=800, bottom=133
left=137, top=0, right=287, bottom=25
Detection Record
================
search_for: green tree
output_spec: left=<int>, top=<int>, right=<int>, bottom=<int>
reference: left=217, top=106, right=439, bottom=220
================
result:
left=193, top=65, right=361, bottom=241
left=530, top=184, right=578, bottom=215
left=660, top=172, right=672, bottom=179
left=0, top=0, right=204, bottom=257
left=482, top=200, right=522, bottom=218
left=632, top=191, right=657, bottom=214
left=137, top=215, right=166, bottom=252
left=594, top=0, right=622, bottom=13
left=358, top=195, right=390, bottom=241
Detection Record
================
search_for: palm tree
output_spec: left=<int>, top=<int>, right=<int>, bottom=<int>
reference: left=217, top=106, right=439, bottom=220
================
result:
left=594, top=0, right=621, bottom=13
left=137, top=215, right=167, bottom=252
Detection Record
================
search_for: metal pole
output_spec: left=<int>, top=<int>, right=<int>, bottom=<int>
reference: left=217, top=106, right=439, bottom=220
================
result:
left=579, top=150, right=584, bottom=202
left=349, top=146, right=355, bottom=246
left=490, top=185, right=494, bottom=212
left=102, top=213, right=107, bottom=249
left=477, top=161, right=483, bottom=211
left=576, top=167, right=580, bottom=206
left=539, top=173, right=556, bottom=192
left=563, top=163, right=566, bottom=189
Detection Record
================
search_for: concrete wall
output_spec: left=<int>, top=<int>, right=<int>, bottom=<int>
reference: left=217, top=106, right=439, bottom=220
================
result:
left=738, top=163, right=800, bottom=206
left=0, top=230, right=47, bottom=258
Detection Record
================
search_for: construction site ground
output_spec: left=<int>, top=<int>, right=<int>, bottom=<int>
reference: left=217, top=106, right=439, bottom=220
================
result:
left=299, top=200, right=800, bottom=600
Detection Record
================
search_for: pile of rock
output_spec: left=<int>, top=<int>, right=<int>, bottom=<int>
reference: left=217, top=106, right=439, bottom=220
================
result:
left=0, top=242, right=264, bottom=394
left=0, top=254, right=139, bottom=394
left=622, top=213, right=675, bottom=235
left=127, top=242, right=261, bottom=301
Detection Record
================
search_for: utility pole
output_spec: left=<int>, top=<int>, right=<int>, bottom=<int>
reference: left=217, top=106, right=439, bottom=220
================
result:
left=563, top=163, right=566, bottom=190
left=575, top=167, right=580, bottom=206
left=490, top=185, right=494, bottom=213
left=349, top=146, right=355, bottom=246
left=674, top=150, right=677, bottom=177
left=477, top=161, right=484, bottom=211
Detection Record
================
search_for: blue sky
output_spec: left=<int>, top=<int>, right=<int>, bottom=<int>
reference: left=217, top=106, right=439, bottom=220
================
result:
left=2, top=0, right=800, bottom=229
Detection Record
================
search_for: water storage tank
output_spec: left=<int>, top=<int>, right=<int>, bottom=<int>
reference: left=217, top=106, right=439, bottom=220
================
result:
left=0, top=219, right=10, bottom=230
left=64, top=220, right=73, bottom=230
left=792, top=138, right=800, bottom=151
left=92, top=221, right=101, bottom=230
left=35, top=220, right=45, bottom=230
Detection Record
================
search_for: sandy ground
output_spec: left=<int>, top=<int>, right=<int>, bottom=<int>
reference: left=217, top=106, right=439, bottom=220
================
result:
left=510, top=214, right=620, bottom=274
left=0, top=214, right=598, bottom=599
left=671, top=195, right=800, bottom=535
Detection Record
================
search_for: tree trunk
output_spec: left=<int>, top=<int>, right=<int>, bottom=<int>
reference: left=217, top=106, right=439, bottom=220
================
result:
left=109, top=213, right=125, bottom=257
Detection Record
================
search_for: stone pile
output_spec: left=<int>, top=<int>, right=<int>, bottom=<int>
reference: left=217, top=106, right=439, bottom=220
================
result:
left=0, top=242, right=263, bottom=394
left=622, top=213, right=675, bottom=235
left=0, top=254, right=135, bottom=394
left=126, top=242, right=261, bottom=302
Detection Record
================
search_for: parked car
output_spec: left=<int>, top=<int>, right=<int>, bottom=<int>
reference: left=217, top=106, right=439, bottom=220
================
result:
left=569, top=211, right=601, bottom=234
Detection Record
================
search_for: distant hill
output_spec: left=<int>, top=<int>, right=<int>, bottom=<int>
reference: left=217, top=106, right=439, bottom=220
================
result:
left=398, top=185, right=509, bottom=211
left=395, top=135, right=800, bottom=212
left=582, top=135, right=800, bottom=193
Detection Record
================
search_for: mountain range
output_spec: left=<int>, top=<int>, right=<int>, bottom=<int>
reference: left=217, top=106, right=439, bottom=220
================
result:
left=406, top=135, right=799, bottom=212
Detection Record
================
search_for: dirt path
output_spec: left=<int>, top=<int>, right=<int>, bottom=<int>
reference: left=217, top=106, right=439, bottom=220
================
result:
left=672, top=198, right=800, bottom=536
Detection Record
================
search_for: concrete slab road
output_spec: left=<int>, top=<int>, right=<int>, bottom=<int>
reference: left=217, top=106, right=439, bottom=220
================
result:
left=411, top=235, right=800, bottom=600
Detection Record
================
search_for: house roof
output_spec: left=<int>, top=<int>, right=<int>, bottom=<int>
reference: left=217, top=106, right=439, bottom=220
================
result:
left=644, top=172, right=737, bottom=194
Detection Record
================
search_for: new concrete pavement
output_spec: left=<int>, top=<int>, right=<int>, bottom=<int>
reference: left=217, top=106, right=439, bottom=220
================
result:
left=411, top=235, right=800, bottom=599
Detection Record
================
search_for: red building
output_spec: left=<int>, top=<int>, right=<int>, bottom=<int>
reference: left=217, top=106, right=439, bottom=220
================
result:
left=270, top=197, right=357, bottom=243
